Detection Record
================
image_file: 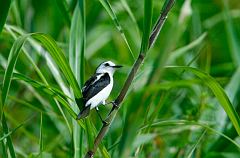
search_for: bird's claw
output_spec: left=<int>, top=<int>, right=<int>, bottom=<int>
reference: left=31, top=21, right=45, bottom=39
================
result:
left=102, top=120, right=109, bottom=126
left=111, top=101, right=119, bottom=109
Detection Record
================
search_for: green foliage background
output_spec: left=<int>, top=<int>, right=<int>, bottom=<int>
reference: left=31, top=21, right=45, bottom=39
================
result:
left=1, top=0, right=240, bottom=157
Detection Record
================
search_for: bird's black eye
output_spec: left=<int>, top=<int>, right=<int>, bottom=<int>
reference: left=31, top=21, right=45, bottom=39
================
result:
left=105, top=63, right=110, bottom=66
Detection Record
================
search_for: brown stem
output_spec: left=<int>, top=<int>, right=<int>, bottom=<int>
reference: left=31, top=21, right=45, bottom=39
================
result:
left=149, top=0, right=175, bottom=48
left=84, top=1, right=175, bottom=157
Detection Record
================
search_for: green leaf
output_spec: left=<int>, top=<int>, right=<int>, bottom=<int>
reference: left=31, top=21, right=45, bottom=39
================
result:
left=1, top=33, right=85, bottom=129
left=14, top=72, right=85, bottom=128
left=32, top=33, right=82, bottom=99
left=1, top=35, right=28, bottom=108
left=167, top=32, right=207, bottom=63
left=39, top=113, right=43, bottom=158
left=186, top=130, right=207, bottom=158
left=69, top=1, right=85, bottom=88
left=140, top=0, right=153, bottom=54
left=222, top=0, right=240, bottom=66
left=10, top=71, right=73, bottom=101
left=0, top=125, right=8, bottom=158
left=140, top=120, right=240, bottom=149
left=4, top=25, right=75, bottom=134
left=0, top=121, right=23, bottom=142
left=70, top=2, right=86, bottom=157
left=1, top=33, right=81, bottom=106
left=54, top=0, right=71, bottom=27
left=98, top=0, right=135, bottom=59
left=132, top=133, right=157, bottom=149
left=0, top=0, right=11, bottom=34
left=165, top=66, right=240, bottom=135
left=2, top=112, right=16, bottom=158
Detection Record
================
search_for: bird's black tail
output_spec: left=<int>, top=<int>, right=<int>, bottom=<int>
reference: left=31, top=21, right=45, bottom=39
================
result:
left=75, top=97, right=85, bottom=110
left=77, top=105, right=90, bottom=120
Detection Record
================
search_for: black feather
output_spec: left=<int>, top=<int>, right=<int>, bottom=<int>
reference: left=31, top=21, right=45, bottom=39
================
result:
left=77, top=105, right=91, bottom=119
left=82, top=73, right=110, bottom=105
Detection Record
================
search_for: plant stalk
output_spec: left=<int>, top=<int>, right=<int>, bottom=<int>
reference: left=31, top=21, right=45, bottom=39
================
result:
left=84, top=0, right=175, bottom=157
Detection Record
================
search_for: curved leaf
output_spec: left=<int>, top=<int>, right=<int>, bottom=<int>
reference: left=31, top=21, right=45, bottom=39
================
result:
left=0, top=0, right=11, bottom=34
left=1, top=33, right=82, bottom=109
left=165, top=66, right=240, bottom=135
left=140, top=120, right=240, bottom=149
left=99, top=0, right=135, bottom=59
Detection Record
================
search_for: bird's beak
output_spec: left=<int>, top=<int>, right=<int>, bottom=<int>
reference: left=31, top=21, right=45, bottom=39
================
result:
left=112, top=65, right=123, bottom=68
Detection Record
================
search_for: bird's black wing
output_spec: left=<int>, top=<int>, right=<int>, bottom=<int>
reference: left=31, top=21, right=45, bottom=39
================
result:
left=82, top=73, right=110, bottom=104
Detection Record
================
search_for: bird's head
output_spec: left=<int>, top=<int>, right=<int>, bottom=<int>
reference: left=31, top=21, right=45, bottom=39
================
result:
left=96, top=61, right=122, bottom=74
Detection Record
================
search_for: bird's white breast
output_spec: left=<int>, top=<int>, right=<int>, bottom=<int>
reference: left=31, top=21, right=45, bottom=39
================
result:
left=86, top=76, right=113, bottom=109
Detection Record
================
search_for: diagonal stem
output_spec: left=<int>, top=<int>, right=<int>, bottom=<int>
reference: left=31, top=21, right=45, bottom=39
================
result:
left=84, top=0, right=175, bottom=157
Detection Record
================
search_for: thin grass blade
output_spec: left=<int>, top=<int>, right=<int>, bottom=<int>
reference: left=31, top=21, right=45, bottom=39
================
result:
left=186, top=130, right=207, bottom=158
left=3, top=26, right=74, bottom=134
left=99, top=0, right=135, bottom=59
left=222, top=0, right=240, bottom=66
left=2, top=112, right=16, bottom=158
left=0, top=125, right=8, bottom=158
left=140, top=0, right=153, bottom=54
left=140, top=120, right=240, bottom=149
left=0, top=121, right=24, bottom=142
left=1, top=33, right=85, bottom=128
left=0, top=0, right=11, bottom=34
left=167, top=32, right=207, bottom=63
left=1, top=35, right=28, bottom=108
left=55, top=0, right=71, bottom=27
left=70, top=1, right=86, bottom=157
left=166, top=66, right=240, bottom=135
left=32, top=33, right=82, bottom=99
left=39, top=113, right=43, bottom=158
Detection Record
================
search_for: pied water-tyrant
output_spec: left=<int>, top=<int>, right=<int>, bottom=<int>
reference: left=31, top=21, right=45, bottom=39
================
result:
left=77, top=61, right=122, bottom=122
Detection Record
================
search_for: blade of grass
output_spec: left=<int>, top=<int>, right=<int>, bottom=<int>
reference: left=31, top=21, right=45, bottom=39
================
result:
left=120, top=0, right=140, bottom=37
left=1, top=69, right=83, bottom=129
left=55, top=0, right=71, bottom=27
left=10, top=71, right=73, bottom=101
left=204, top=9, right=240, bottom=29
left=4, top=113, right=38, bottom=143
left=98, top=0, right=135, bottom=60
left=0, top=0, right=11, bottom=34
left=140, top=0, right=153, bottom=54
left=0, top=114, right=33, bottom=142
left=1, top=33, right=85, bottom=129
left=32, top=33, right=82, bottom=99
left=69, top=1, right=85, bottom=87
left=186, top=130, right=207, bottom=158
left=70, top=2, right=86, bottom=157
left=167, top=32, right=207, bottom=64
left=5, top=26, right=80, bottom=99
left=2, top=112, right=16, bottom=158
left=1, top=35, right=28, bottom=109
left=140, top=120, right=240, bottom=149
left=1, top=33, right=81, bottom=108
left=222, top=0, right=240, bottom=66
left=3, top=26, right=74, bottom=135
left=165, top=66, right=240, bottom=135
left=17, top=74, right=84, bottom=128
left=5, top=24, right=72, bottom=101
left=39, top=113, right=43, bottom=158
left=0, top=128, right=8, bottom=158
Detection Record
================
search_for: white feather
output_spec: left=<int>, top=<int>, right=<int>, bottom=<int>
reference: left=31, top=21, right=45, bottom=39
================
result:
left=86, top=75, right=113, bottom=109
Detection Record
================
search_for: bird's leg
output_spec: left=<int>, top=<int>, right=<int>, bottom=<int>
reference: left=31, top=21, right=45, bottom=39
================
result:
left=95, top=108, right=108, bottom=125
left=106, top=101, right=119, bottom=109
left=107, top=101, right=119, bottom=116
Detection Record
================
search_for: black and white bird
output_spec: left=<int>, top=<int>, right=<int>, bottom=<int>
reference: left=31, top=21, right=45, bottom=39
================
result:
left=77, top=61, right=122, bottom=121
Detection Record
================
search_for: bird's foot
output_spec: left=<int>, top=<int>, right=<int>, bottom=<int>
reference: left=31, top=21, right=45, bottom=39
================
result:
left=102, top=120, right=110, bottom=126
left=111, top=101, right=119, bottom=109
